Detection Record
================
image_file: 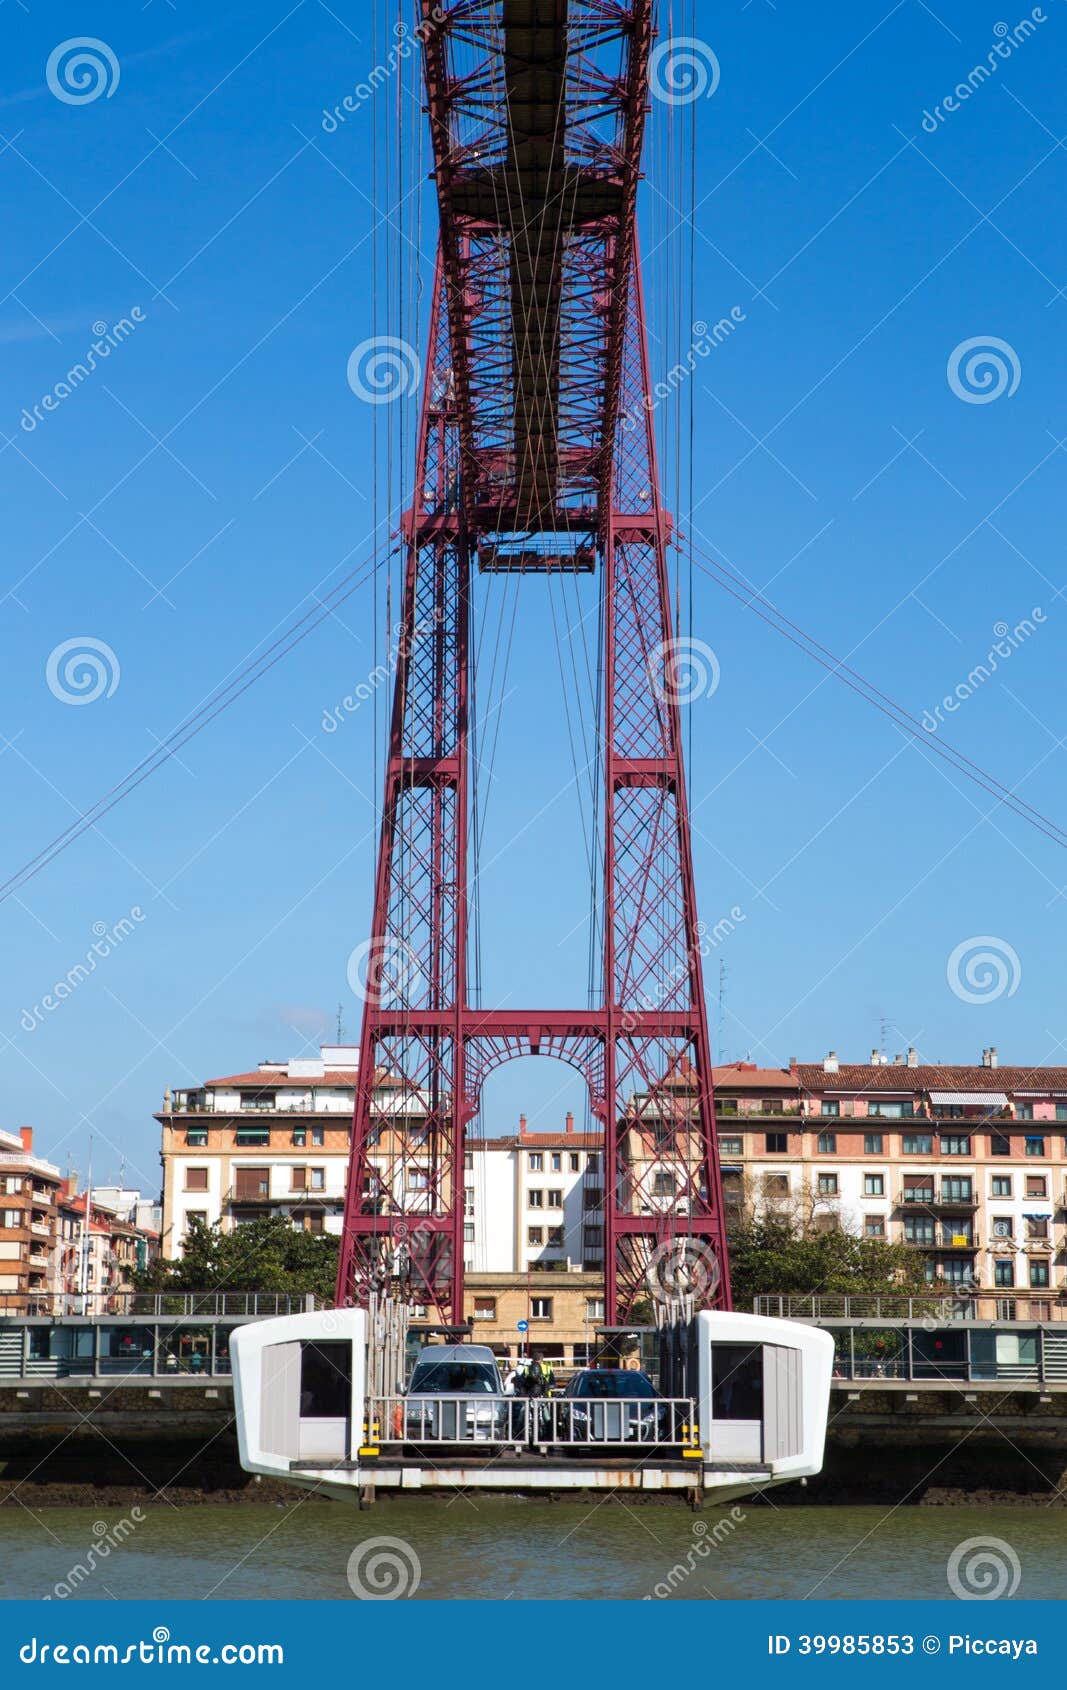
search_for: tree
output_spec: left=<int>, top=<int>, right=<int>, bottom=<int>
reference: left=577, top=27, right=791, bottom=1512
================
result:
left=135, top=1217, right=338, bottom=1305
left=726, top=1214, right=927, bottom=1309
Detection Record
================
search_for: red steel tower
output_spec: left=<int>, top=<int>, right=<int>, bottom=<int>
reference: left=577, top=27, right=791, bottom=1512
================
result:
left=337, top=0, right=731, bottom=1324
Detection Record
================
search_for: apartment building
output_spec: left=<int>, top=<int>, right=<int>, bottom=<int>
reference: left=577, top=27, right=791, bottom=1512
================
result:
left=157, top=1046, right=364, bottom=1252
left=0, top=1128, right=63, bottom=1310
left=465, top=1115, right=604, bottom=1274
left=715, top=1051, right=1067, bottom=1312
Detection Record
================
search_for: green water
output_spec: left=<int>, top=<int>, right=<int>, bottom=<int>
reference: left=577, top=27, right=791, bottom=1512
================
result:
left=0, top=1503, right=1063, bottom=1600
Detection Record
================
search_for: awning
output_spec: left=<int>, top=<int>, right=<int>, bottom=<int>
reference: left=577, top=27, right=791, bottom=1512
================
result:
left=929, top=1090, right=1007, bottom=1107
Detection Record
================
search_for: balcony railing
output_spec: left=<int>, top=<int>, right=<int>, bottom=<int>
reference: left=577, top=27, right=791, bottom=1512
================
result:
left=898, top=1190, right=978, bottom=1210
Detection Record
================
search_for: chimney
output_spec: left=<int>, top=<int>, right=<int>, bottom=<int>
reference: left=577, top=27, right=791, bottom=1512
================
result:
left=907, top=1047, right=918, bottom=1068
left=989, top=1046, right=998, bottom=1069
left=519, top=1113, right=527, bottom=1136
left=19, top=1127, right=32, bottom=1152
left=871, top=1048, right=879, bottom=1066
left=981, top=1048, right=989, bottom=1067
left=823, top=1051, right=838, bottom=1073
left=565, top=1111, right=574, bottom=1134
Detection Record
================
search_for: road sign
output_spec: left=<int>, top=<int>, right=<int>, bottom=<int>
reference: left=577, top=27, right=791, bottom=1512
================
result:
left=517, top=1319, right=529, bottom=1332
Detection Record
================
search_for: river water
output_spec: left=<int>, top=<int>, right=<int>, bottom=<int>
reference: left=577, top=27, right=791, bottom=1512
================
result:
left=0, top=1503, right=1062, bottom=1601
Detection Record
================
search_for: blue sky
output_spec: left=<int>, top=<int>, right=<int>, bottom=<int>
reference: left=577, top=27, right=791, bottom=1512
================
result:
left=2, top=0, right=1066, bottom=1198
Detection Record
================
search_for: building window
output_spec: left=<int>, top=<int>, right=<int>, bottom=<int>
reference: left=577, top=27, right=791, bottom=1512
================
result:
left=1, top=1209, right=21, bottom=1229
left=991, top=1217, right=1013, bottom=1240
left=904, top=1216, right=935, bottom=1244
left=1056, top=1104, right=1067, bottom=1122
left=1026, top=1216, right=1049, bottom=1241
left=718, top=1098, right=739, bottom=1116
left=290, top=1129, right=306, bottom=1147
left=407, top=1169, right=428, bottom=1191
left=234, top=1127, right=270, bottom=1147
left=817, top=1173, right=838, bottom=1196
left=290, top=1166, right=307, bottom=1191
left=185, top=1129, right=208, bottom=1147
left=528, top=1227, right=544, bottom=1246
left=939, top=1135, right=971, bottom=1156
left=719, top=1135, right=743, bottom=1156
left=305, top=1212, right=324, bottom=1235
left=868, top=1101, right=908, bottom=1118
left=529, top=1153, right=543, bottom=1172
left=547, top=1190, right=563, bottom=1208
left=311, top=1127, right=324, bottom=1146
left=586, top=1153, right=599, bottom=1171
left=902, top=1133, right=933, bottom=1155
left=764, top=1174, right=790, bottom=1197
left=864, top=1133, right=884, bottom=1155
left=548, top=1228, right=564, bottom=1247
left=583, top=1225, right=603, bottom=1250
left=528, top=1190, right=544, bottom=1208
left=463, top=1222, right=475, bottom=1243
left=1026, top=1176, right=1048, bottom=1199
left=864, top=1215, right=885, bottom=1238
left=941, top=1177, right=972, bottom=1203
left=184, top=1211, right=207, bottom=1231
left=1025, top=1135, right=1047, bottom=1157
left=184, top=1168, right=209, bottom=1192
left=464, top=1188, right=474, bottom=1216
left=991, top=1132, right=1011, bottom=1156
left=569, top=1154, right=579, bottom=1172
left=464, top=1152, right=474, bottom=1171
left=863, top=1173, right=885, bottom=1196
left=820, top=1100, right=840, bottom=1117
left=652, top=1172, right=676, bottom=1198
left=530, top=1297, right=553, bottom=1321
left=473, top=1297, right=496, bottom=1321
left=765, top=1132, right=787, bottom=1154
left=551, top=1153, right=562, bottom=1172
left=991, top=1176, right=1012, bottom=1198
left=585, top=1297, right=605, bottom=1321
left=817, top=1131, right=837, bottom=1154
left=994, top=1260, right=1015, bottom=1288
left=309, top=1168, right=325, bottom=1191
left=239, top=1090, right=276, bottom=1111
left=1030, top=1261, right=1051, bottom=1289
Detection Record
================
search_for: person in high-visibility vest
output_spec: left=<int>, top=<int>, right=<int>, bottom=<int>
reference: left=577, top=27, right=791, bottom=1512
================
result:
left=524, top=1349, right=555, bottom=1397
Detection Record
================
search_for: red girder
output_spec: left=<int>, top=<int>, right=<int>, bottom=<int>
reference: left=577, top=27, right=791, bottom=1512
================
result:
left=336, top=1, right=731, bottom=1326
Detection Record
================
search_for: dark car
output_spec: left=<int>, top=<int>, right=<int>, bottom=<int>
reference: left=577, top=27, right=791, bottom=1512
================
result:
left=557, top=1368, right=671, bottom=1446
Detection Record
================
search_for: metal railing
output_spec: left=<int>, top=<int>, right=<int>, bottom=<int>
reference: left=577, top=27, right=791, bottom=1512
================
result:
left=754, top=1292, right=1067, bottom=1322
left=0, top=1290, right=317, bottom=1319
left=365, top=1393, right=700, bottom=1451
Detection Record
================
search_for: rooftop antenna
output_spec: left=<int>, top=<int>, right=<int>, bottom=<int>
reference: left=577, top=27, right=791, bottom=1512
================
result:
left=336, top=1003, right=346, bottom=1044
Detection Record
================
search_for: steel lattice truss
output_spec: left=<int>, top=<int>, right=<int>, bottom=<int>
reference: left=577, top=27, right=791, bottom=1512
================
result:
left=336, top=0, right=731, bottom=1325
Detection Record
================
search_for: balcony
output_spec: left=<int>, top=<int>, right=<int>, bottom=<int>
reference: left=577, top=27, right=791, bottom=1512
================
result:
left=223, top=1186, right=340, bottom=1206
left=901, top=1235, right=979, bottom=1252
left=898, top=1189, right=978, bottom=1211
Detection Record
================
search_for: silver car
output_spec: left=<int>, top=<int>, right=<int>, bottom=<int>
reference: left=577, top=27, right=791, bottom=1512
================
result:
left=403, top=1344, right=507, bottom=1441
